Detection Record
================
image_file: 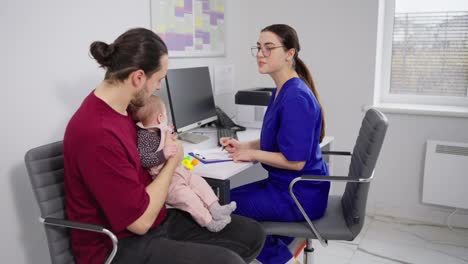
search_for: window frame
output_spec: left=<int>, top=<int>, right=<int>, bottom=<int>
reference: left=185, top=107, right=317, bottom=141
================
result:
left=375, top=0, right=468, bottom=108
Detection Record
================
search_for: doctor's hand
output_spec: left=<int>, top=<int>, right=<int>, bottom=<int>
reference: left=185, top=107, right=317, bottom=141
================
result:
left=230, top=149, right=256, bottom=162
left=220, top=137, right=243, bottom=153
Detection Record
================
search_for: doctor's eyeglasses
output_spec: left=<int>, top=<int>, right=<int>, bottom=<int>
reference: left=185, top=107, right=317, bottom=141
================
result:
left=250, top=46, right=284, bottom=57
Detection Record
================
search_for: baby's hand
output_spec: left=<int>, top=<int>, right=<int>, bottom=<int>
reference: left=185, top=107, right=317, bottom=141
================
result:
left=165, top=129, right=178, bottom=142
left=163, top=145, right=178, bottom=159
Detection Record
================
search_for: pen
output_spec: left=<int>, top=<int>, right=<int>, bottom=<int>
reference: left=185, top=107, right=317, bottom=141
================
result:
left=221, top=137, right=232, bottom=151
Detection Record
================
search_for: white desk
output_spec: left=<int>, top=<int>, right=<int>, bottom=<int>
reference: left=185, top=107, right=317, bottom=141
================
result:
left=182, top=127, right=334, bottom=204
left=183, top=127, right=261, bottom=180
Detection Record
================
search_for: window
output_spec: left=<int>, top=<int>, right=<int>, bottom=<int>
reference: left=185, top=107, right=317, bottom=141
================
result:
left=376, top=0, right=468, bottom=109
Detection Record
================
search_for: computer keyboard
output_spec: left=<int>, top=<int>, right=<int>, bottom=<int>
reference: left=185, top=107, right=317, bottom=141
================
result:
left=217, top=127, right=238, bottom=146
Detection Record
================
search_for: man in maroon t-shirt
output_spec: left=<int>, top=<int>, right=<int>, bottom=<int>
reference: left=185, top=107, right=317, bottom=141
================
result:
left=63, top=28, right=264, bottom=264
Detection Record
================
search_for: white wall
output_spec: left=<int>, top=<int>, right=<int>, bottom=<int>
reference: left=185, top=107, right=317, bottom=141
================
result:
left=369, top=114, right=468, bottom=227
left=2, top=0, right=467, bottom=263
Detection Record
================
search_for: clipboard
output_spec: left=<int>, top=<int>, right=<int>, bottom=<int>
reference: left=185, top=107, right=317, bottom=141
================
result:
left=189, top=148, right=233, bottom=164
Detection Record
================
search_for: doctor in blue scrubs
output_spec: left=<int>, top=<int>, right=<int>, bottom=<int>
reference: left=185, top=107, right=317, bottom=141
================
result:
left=220, top=24, right=329, bottom=264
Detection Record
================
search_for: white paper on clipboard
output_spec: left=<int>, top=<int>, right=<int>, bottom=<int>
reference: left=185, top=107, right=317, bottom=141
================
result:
left=191, top=148, right=232, bottom=162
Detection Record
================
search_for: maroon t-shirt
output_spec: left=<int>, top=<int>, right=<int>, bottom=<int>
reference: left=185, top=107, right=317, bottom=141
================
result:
left=63, top=91, right=167, bottom=264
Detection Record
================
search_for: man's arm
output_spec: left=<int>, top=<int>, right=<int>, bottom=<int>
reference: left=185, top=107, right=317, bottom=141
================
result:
left=127, top=137, right=183, bottom=235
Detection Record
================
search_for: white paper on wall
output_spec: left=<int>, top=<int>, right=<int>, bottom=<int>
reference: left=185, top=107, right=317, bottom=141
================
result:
left=214, top=64, right=234, bottom=95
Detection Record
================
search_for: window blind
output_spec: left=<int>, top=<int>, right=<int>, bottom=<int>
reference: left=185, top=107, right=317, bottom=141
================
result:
left=390, top=11, right=468, bottom=97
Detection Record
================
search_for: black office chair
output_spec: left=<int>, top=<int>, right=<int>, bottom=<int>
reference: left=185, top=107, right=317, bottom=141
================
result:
left=261, top=108, right=388, bottom=263
left=25, top=141, right=118, bottom=264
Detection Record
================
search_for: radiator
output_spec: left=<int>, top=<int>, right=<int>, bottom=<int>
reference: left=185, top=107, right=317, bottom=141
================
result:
left=422, top=140, right=468, bottom=209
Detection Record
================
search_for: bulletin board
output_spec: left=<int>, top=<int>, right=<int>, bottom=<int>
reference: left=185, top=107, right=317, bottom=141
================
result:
left=150, top=0, right=226, bottom=57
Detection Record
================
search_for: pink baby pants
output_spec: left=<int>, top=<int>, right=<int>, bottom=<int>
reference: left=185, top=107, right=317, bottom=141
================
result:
left=166, top=166, right=218, bottom=226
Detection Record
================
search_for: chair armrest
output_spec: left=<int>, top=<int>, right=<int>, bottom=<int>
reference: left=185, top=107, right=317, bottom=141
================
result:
left=39, top=217, right=118, bottom=264
left=286, top=172, right=374, bottom=247
left=321, top=150, right=352, bottom=156
left=41, top=217, right=107, bottom=232
left=299, top=173, right=374, bottom=183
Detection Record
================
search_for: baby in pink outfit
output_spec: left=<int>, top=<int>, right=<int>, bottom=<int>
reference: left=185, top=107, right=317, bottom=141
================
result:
left=130, top=95, right=236, bottom=232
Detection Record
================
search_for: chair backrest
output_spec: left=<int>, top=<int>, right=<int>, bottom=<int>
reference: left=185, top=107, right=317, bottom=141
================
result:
left=341, top=108, right=388, bottom=237
left=25, top=141, right=76, bottom=264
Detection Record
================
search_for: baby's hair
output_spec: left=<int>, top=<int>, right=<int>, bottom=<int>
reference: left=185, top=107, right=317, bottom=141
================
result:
left=129, top=95, right=166, bottom=125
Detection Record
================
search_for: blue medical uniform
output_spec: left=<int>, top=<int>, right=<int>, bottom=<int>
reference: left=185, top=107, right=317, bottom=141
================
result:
left=231, top=77, right=330, bottom=264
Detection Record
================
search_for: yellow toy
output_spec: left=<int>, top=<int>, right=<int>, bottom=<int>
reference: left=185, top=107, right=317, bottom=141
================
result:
left=181, top=156, right=199, bottom=171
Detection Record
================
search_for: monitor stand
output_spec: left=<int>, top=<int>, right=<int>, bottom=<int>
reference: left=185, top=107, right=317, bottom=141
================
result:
left=178, top=132, right=210, bottom=144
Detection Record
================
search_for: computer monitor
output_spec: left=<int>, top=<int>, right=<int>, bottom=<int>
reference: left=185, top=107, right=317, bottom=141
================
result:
left=162, top=66, right=217, bottom=142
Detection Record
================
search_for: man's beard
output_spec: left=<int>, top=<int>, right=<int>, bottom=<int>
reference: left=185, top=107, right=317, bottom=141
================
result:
left=130, top=85, right=149, bottom=108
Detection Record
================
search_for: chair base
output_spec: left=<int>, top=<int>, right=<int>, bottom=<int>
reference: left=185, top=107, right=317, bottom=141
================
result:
left=303, top=239, right=315, bottom=264
left=291, top=238, right=315, bottom=264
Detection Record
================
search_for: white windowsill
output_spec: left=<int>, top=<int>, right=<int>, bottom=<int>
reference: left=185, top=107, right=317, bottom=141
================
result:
left=363, top=103, right=468, bottom=118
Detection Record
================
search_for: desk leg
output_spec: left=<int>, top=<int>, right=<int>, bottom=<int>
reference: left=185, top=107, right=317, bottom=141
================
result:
left=203, top=178, right=231, bottom=205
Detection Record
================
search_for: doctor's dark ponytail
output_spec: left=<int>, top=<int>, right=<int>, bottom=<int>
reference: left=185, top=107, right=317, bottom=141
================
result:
left=261, top=24, right=325, bottom=142
left=295, top=56, right=325, bottom=142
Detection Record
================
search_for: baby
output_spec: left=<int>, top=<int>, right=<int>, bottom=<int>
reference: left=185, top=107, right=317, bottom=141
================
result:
left=130, top=95, right=236, bottom=232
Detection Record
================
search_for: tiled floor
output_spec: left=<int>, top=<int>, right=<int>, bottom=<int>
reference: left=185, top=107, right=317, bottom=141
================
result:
left=254, top=215, right=468, bottom=264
